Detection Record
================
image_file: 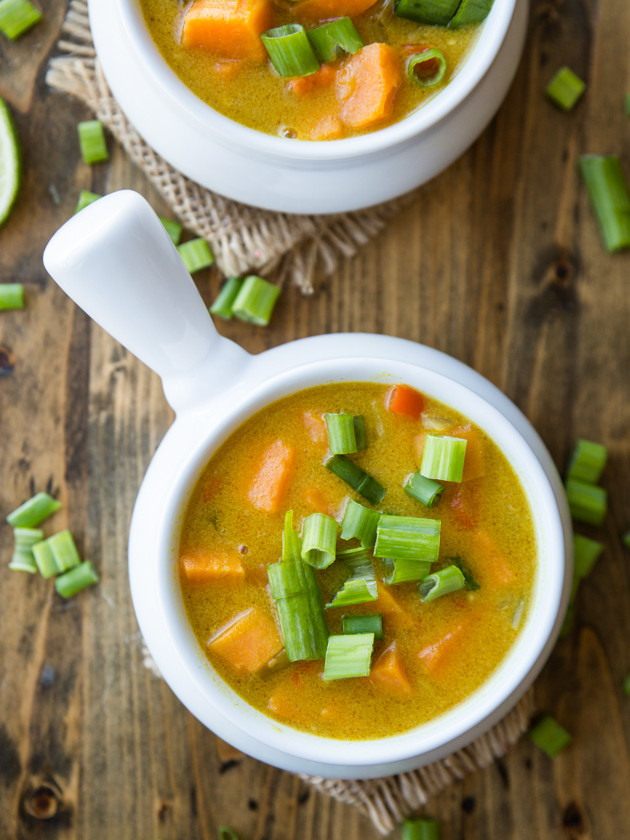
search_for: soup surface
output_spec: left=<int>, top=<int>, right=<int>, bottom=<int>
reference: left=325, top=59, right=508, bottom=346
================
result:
left=179, top=382, right=536, bottom=740
left=141, top=0, right=479, bottom=139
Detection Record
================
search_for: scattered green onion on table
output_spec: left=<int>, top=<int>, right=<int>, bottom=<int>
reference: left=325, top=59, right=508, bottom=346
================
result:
left=0, top=0, right=41, bottom=40
left=579, top=155, right=630, bottom=253
left=545, top=66, right=585, bottom=111
left=77, top=119, right=109, bottom=164
left=210, top=276, right=245, bottom=320
left=528, top=715, right=571, bottom=758
left=177, top=237, right=214, bottom=273
left=0, top=282, right=24, bottom=310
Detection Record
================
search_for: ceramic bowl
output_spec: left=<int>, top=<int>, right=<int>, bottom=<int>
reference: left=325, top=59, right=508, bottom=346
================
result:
left=43, top=190, right=572, bottom=779
left=88, top=0, right=529, bottom=213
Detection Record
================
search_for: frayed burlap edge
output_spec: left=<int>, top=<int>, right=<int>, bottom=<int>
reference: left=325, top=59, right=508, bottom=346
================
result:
left=46, top=0, right=416, bottom=293
left=302, top=687, right=536, bottom=834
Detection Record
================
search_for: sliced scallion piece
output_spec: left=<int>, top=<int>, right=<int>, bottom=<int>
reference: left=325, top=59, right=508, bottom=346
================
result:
left=421, top=434, right=467, bottom=482
left=301, top=512, right=338, bottom=569
left=326, top=455, right=386, bottom=506
left=418, top=564, right=465, bottom=602
left=625, top=94, right=630, bottom=117
left=342, top=613, right=383, bottom=640
left=47, top=529, right=81, bottom=572
left=159, top=216, right=183, bottom=245
left=13, top=527, right=44, bottom=547
left=566, top=438, right=607, bottom=484
left=9, top=548, right=38, bottom=573
left=231, top=275, right=280, bottom=326
left=326, top=413, right=360, bottom=455
left=393, top=0, right=459, bottom=25
left=579, top=155, right=630, bottom=252
left=565, top=479, right=607, bottom=526
left=32, top=540, right=61, bottom=578
left=528, top=715, right=571, bottom=758
left=402, top=817, right=440, bottom=840
left=210, top=276, right=244, bottom=320
left=404, top=472, right=444, bottom=508
left=218, top=828, right=240, bottom=840
left=449, top=0, right=494, bottom=26
left=55, top=560, right=99, bottom=598
left=545, top=67, right=585, bottom=111
left=261, top=24, right=320, bottom=77
left=407, top=48, right=447, bottom=88
left=623, top=530, right=630, bottom=550
left=570, top=534, right=603, bottom=601
left=374, top=515, right=441, bottom=563
left=77, top=120, right=108, bottom=164
left=282, top=509, right=302, bottom=562
left=6, top=492, right=61, bottom=527
left=74, top=190, right=101, bottom=214
left=451, top=556, right=480, bottom=591
left=383, top=556, right=432, bottom=585
left=307, top=17, right=363, bottom=63
left=0, top=0, right=41, bottom=39
left=0, top=282, right=24, bottom=310
left=177, top=238, right=214, bottom=273
left=326, top=547, right=378, bottom=608
left=353, top=415, right=367, bottom=451
left=623, top=674, right=630, bottom=696
left=340, top=499, right=380, bottom=547
left=323, top=633, right=374, bottom=681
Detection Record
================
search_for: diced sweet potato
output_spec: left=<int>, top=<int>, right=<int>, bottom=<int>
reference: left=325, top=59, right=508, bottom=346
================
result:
left=208, top=607, right=283, bottom=672
left=182, top=0, right=273, bottom=62
left=336, top=43, right=402, bottom=131
left=294, top=0, right=378, bottom=21
left=303, top=115, right=345, bottom=141
left=247, top=439, right=296, bottom=513
left=287, top=64, right=336, bottom=97
left=473, top=530, right=516, bottom=586
left=387, top=384, right=425, bottom=419
left=370, top=642, right=411, bottom=693
left=302, top=411, right=328, bottom=444
left=180, top=549, right=245, bottom=583
left=417, top=618, right=473, bottom=676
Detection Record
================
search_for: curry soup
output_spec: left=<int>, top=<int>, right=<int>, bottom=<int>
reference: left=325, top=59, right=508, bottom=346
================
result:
left=178, top=382, right=536, bottom=740
left=141, top=0, right=484, bottom=140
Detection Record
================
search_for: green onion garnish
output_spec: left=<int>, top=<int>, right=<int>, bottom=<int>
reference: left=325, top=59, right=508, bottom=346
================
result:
left=210, top=277, right=245, bottom=320
left=327, top=547, right=378, bottom=608
left=231, top=275, right=280, bottom=326
left=374, top=515, right=441, bottom=563
left=566, top=438, right=607, bottom=484
left=74, top=190, right=102, bottom=214
left=326, top=455, right=386, bottom=506
left=9, top=548, right=38, bottom=573
left=159, top=216, right=183, bottom=245
left=625, top=94, right=630, bottom=117
left=565, top=479, right=607, bottom=526
left=325, top=413, right=365, bottom=455
left=77, top=120, right=108, bottom=164
left=218, top=828, right=240, bottom=840
left=307, top=17, right=363, bottom=63
left=301, top=512, right=338, bottom=569
left=402, top=817, right=440, bottom=840
left=393, top=0, right=460, bottom=25
left=323, top=633, right=374, bottom=681
left=418, top=564, right=465, bottom=602
left=407, top=48, right=447, bottom=88
left=404, top=472, right=444, bottom=508
left=6, top=492, right=61, bottom=527
left=449, top=0, right=494, bottom=26
left=545, top=66, right=585, bottom=111
left=0, top=0, right=41, bottom=39
left=570, top=533, right=603, bottom=601
left=0, top=282, right=24, bottom=310
left=528, top=715, right=571, bottom=758
left=55, top=560, right=99, bottom=598
left=451, top=556, right=480, bottom=591
left=32, top=540, right=61, bottom=578
left=421, top=434, right=467, bottom=482
left=383, top=556, right=432, bottom=585
left=47, top=530, right=81, bottom=572
left=282, top=509, right=302, bottom=562
left=177, top=238, right=214, bottom=273
left=340, top=499, right=380, bottom=547
left=623, top=530, right=630, bottom=550
left=623, top=674, right=630, bottom=696
left=579, top=155, right=630, bottom=253
left=261, top=24, right=320, bottom=77
left=342, top=613, right=383, bottom=640
left=13, top=526, right=44, bottom=547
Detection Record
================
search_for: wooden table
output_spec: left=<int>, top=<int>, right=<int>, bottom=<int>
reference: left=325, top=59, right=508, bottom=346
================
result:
left=2, top=2, right=630, bottom=838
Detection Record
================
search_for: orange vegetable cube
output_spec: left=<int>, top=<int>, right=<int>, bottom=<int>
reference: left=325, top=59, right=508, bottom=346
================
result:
left=180, top=549, right=245, bottom=583
left=370, top=642, right=411, bottom=693
left=449, top=424, right=485, bottom=481
left=387, top=383, right=425, bottom=420
left=208, top=607, right=283, bottom=673
left=294, top=0, right=378, bottom=20
left=472, top=531, right=516, bottom=586
left=287, top=64, right=336, bottom=97
left=247, top=439, right=296, bottom=513
left=417, top=618, right=473, bottom=676
left=302, top=411, right=328, bottom=444
left=362, top=581, right=414, bottom=629
left=336, top=44, right=403, bottom=132
left=181, top=0, right=273, bottom=62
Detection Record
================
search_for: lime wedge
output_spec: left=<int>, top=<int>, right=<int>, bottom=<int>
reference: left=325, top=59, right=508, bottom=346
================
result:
left=0, top=96, right=21, bottom=227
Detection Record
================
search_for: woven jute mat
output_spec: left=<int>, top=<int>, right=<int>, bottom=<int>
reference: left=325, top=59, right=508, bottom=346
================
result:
left=47, top=4, right=537, bottom=830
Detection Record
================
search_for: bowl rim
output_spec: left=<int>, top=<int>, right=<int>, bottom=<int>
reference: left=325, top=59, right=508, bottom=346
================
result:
left=113, top=0, right=518, bottom=161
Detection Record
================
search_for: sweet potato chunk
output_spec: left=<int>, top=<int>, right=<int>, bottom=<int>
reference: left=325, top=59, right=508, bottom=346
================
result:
left=208, top=607, right=283, bottom=672
left=247, top=439, right=296, bottom=513
left=180, top=549, right=245, bottom=583
left=182, top=0, right=273, bottom=62
left=295, top=0, right=378, bottom=20
left=336, top=43, right=402, bottom=131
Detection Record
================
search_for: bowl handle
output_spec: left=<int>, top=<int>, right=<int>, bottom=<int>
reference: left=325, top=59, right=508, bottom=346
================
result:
left=43, top=190, right=249, bottom=412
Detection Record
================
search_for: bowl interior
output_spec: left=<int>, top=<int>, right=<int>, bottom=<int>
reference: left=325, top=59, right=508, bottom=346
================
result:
left=153, top=357, right=566, bottom=768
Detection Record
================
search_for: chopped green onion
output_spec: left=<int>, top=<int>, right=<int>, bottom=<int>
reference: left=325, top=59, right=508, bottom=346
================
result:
left=625, top=94, right=630, bottom=117
left=449, top=0, right=494, bottom=26
left=402, top=817, right=440, bottom=840
left=218, top=828, right=240, bottom=840
left=301, top=512, right=338, bottom=569
left=210, top=276, right=244, bottom=320
left=565, top=479, right=607, bottom=526
left=383, top=556, right=432, bottom=585
left=261, top=24, right=320, bottom=77
left=32, top=540, right=61, bottom=578
left=326, top=413, right=360, bottom=455
left=393, top=0, right=459, bottom=25
left=307, top=17, right=363, bottom=63
left=282, top=509, right=302, bottom=562
left=340, top=499, right=380, bottom=547
left=404, top=472, right=444, bottom=508
left=545, top=66, right=585, bottom=111
left=55, top=560, right=99, bottom=598
left=342, top=613, right=383, bottom=640
left=0, top=0, right=41, bottom=39
left=451, top=556, right=480, bottom=591
left=570, top=534, right=603, bottom=602
left=566, top=438, right=607, bottom=484
left=327, top=547, right=378, bottom=608
left=579, top=155, right=630, bottom=253
left=323, top=633, right=374, bottom=681
left=13, top=527, right=44, bottom=547
left=9, top=548, right=38, bottom=573
left=528, top=715, right=571, bottom=758
left=47, top=529, right=81, bottom=572
left=374, top=515, right=441, bottom=563
left=326, top=455, right=386, bottom=506
left=177, top=238, right=214, bottom=273
left=407, top=48, right=447, bottom=88
left=623, top=674, right=630, bottom=696
left=159, top=216, right=183, bottom=245
left=74, top=190, right=102, bottom=214
left=421, top=434, right=467, bottom=482
left=418, top=564, right=465, bottom=602
left=353, top=416, right=367, bottom=451
left=77, top=120, right=108, bottom=164
left=231, top=275, right=280, bottom=326
left=6, top=492, right=61, bottom=527
left=0, top=282, right=24, bottom=310
left=623, top=530, right=630, bottom=550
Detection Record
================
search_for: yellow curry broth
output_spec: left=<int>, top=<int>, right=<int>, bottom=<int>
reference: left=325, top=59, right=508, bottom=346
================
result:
left=179, top=383, right=536, bottom=739
left=140, top=0, right=478, bottom=138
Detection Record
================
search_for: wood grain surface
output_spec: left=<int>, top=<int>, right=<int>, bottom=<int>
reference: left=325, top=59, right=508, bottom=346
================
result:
left=2, top=1, right=630, bottom=838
